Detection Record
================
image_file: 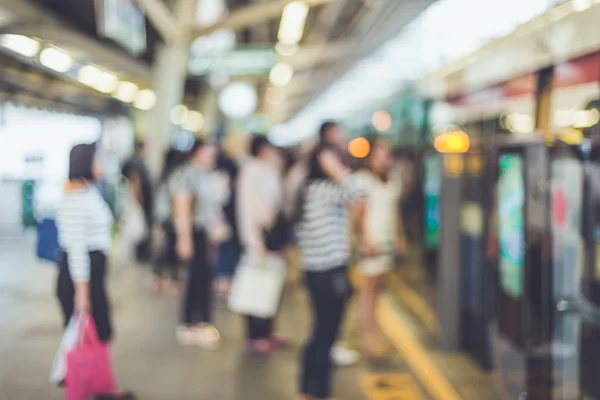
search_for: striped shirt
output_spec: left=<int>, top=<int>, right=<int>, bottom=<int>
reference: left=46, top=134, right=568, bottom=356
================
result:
left=57, top=187, right=114, bottom=282
left=296, top=174, right=368, bottom=271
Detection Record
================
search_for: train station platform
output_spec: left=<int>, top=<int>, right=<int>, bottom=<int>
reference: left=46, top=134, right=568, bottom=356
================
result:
left=0, top=233, right=441, bottom=400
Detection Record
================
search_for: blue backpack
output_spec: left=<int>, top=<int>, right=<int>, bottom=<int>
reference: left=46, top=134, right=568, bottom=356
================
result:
left=36, top=218, right=61, bottom=264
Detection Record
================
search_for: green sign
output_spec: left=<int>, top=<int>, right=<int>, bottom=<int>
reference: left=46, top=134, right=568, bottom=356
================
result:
left=22, top=180, right=36, bottom=228
left=424, top=154, right=441, bottom=249
left=234, top=114, right=270, bottom=134
left=498, top=154, right=525, bottom=298
left=189, top=47, right=278, bottom=76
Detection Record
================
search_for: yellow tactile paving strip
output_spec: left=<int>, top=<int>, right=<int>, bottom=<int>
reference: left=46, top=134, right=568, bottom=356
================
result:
left=376, top=295, right=463, bottom=400
left=362, top=373, right=426, bottom=400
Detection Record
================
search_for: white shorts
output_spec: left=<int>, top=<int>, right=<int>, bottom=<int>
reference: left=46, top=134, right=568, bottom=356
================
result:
left=359, top=255, right=393, bottom=277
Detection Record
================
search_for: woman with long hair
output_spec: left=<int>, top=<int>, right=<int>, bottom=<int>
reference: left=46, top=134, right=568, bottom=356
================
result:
left=357, top=136, right=406, bottom=356
left=170, top=139, right=230, bottom=349
left=296, top=144, right=369, bottom=400
left=56, top=143, right=134, bottom=399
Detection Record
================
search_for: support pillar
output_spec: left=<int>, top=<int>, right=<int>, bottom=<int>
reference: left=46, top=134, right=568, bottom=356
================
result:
left=141, top=0, right=198, bottom=180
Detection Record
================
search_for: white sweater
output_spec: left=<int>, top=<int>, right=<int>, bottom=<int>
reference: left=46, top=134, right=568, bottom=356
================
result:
left=57, top=187, right=113, bottom=282
left=236, top=159, right=282, bottom=256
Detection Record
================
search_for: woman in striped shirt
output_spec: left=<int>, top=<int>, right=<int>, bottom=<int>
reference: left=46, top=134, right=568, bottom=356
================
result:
left=296, top=144, right=368, bottom=400
left=56, top=143, right=134, bottom=399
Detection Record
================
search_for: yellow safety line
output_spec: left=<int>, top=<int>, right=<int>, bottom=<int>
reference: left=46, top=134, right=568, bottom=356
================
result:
left=376, top=295, right=463, bottom=400
left=390, top=273, right=440, bottom=335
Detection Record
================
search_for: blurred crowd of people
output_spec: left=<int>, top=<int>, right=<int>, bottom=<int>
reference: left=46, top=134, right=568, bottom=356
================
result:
left=54, top=122, right=408, bottom=400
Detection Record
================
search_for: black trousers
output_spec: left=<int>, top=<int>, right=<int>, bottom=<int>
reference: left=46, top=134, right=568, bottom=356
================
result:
left=182, top=230, right=213, bottom=325
left=57, top=251, right=112, bottom=342
left=300, top=266, right=351, bottom=399
left=153, top=221, right=180, bottom=281
left=245, top=213, right=290, bottom=341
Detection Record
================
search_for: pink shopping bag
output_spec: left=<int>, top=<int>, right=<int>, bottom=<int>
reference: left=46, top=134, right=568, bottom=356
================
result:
left=65, top=316, right=118, bottom=400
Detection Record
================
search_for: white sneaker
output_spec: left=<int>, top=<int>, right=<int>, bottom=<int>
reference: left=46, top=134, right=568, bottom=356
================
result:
left=330, top=345, right=360, bottom=367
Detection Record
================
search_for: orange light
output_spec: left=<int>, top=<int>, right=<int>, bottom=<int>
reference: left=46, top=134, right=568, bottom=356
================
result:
left=433, top=131, right=470, bottom=153
left=348, top=137, right=370, bottom=159
left=372, top=110, right=392, bottom=132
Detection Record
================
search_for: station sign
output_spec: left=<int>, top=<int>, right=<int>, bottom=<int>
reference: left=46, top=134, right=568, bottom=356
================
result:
left=96, top=0, right=147, bottom=55
left=188, top=47, right=278, bottom=77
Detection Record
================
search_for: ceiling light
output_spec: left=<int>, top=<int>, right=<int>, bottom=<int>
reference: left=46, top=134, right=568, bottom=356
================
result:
left=269, top=62, right=294, bottom=86
left=182, top=111, right=205, bottom=132
left=96, top=71, right=118, bottom=93
left=78, top=65, right=118, bottom=93
left=113, top=81, right=139, bottom=103
left=266, top=86, right=285, bottom=105
left=39, top=47, right=73, bottom=73
left=278, top=1, right=310, bottom=45
left=275, top=42, right=299, bottom=56
left=218, top=82, right=258, bottom=120
left=0, top=34, right=40, bottom=57
left=134, top=89, right=157, bottom=111
left=573, top=0, right=592, bottom=12
left=170, top=105, right=189, bottom=125
left=372, top=110, right=392, bottom=132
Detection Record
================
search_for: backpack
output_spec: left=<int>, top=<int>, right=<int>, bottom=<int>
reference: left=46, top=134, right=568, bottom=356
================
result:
left=36, top=218, right=61, bottom=264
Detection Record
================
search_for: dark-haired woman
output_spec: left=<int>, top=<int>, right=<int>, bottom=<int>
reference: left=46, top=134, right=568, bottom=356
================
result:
left=151, top=149, right=187, bottom=294
left=170, top=140, right=230, bottom=350
left=56, top=143, right=134, bottom=400
left=296, top=145, right=369, bottom=400
left=357, top=137, right=406, bottom=357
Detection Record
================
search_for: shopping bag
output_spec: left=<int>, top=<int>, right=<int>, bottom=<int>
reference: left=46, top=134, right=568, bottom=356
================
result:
left=49, top=315, right=80, bottom=386
left=65, top=317, right=118, bottom=400
left=228, top=255, right=286, bottom=319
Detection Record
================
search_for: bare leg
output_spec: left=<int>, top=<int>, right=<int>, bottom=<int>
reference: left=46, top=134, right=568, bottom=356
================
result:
left=361, top=273, right=383, bottom=355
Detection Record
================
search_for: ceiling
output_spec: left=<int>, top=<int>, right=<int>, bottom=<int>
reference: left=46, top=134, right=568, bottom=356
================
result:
left=0, top=0, right=437, bottom=121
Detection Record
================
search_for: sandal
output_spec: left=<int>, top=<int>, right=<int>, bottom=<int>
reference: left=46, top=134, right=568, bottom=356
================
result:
left=269, top=334, right=291, bottom=349
left=247, top=339, right=273, bottom=355
left=196, top=324, right=221, bottom=350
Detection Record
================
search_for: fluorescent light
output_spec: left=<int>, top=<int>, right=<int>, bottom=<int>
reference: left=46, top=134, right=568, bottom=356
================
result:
left=113, top=81, right=139, bottom=103
left=170, top=105, right=189, bottom=125
left=96, top=71, right=118, bottom=93
left=0, top=34, right=40, bottom=57
left=278, top=1, right=309, bottom=45
left=182, top=111, right=205, bottom=132
left=269, top=62, right=294, bottom=86
left=134, top=89, right=157, bottom=111
left=275, top=42, right=299, bottom=56
left=78, top=65, right=118, bottom=94
left=39, top=47, right=73, bottom=73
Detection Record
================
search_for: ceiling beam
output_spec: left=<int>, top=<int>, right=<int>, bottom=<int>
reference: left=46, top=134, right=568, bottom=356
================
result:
left=191, top=0, right=335, bottom=39
left=132, top=0, right=182, bottom=43
left=1, top=0, right=152, bottom=81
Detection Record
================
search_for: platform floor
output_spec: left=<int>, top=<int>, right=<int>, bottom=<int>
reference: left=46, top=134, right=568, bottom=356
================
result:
left=0, top=233, right=429, bottom=400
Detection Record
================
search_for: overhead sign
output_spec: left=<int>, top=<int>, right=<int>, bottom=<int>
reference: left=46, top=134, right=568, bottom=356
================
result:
left=189, top=47, right=278, bottom=76
left=96, top=0, right=147, bottom=56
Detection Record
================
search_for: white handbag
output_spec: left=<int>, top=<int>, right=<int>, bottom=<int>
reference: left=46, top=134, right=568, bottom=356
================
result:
left=228, top=255, right=286, bottom=319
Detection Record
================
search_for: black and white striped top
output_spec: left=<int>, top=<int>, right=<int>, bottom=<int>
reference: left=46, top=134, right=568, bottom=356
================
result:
left=296, top=174, right=368, bottom=271
left=57, top=187, right=113, bottom=282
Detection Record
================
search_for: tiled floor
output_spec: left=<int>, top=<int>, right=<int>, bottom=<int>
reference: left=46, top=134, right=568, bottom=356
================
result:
left=0, top=233, right=409, bottom=400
